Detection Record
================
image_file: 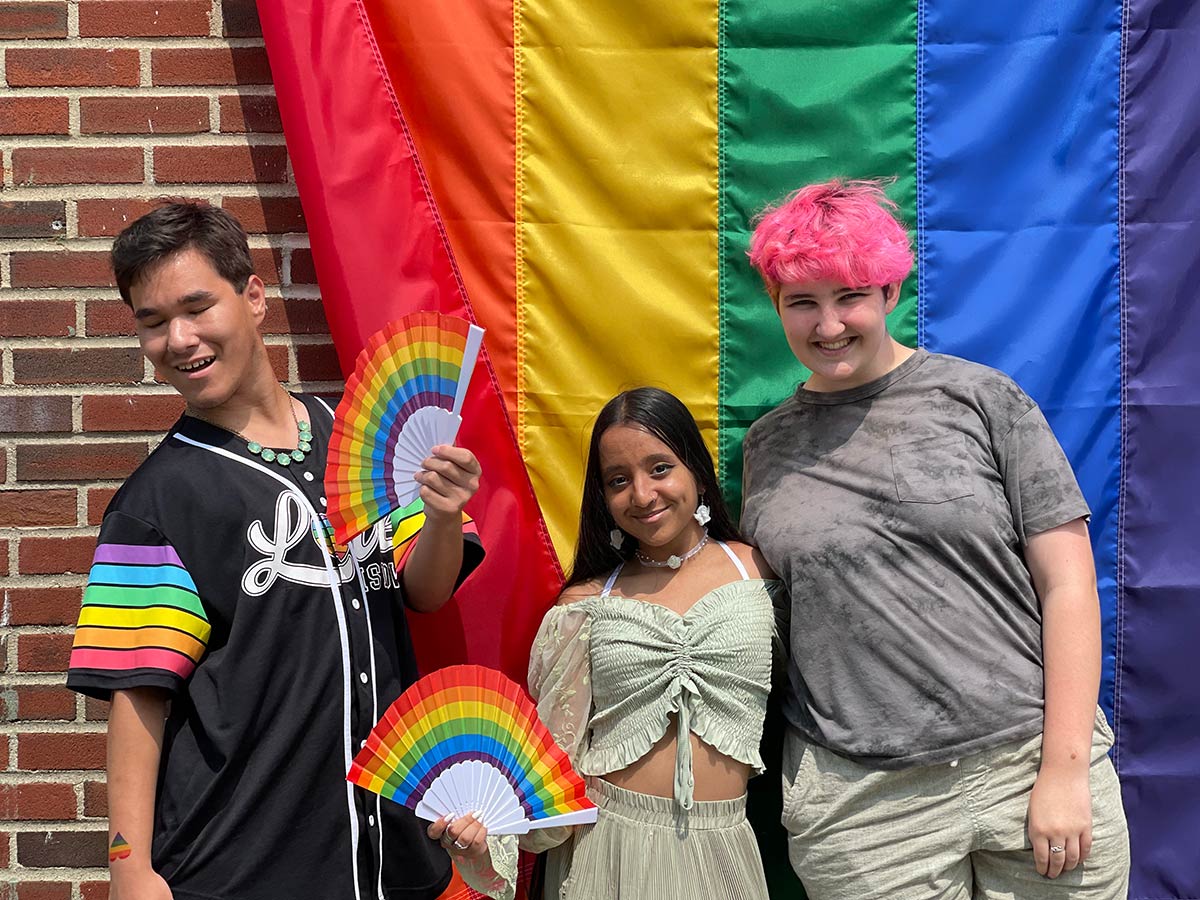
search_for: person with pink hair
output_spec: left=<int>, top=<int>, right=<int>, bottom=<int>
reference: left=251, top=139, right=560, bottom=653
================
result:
left=740, top=179, right=1129, bottom=899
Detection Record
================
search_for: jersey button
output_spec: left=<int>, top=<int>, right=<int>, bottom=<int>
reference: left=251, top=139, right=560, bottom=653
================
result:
left=320, top=497, right=328, bottom=507
left=368, top=814, right=376, bottom=827
left=351, top=598, right=361, bottom=610
left=303, top=472, right=314, bottom=482
left=359, top=672, right=369, bottom=684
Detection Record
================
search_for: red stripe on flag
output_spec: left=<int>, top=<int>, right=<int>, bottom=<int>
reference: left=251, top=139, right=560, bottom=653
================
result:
left=258, top=0, right=561, bottom=679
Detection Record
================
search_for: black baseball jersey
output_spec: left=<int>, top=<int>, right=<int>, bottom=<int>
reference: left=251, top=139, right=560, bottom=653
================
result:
left=67, top=394, right=483, bottom=900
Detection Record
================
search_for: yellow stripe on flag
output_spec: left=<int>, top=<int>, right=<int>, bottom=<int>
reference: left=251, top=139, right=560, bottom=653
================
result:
left=516, top=0, right=721, bottom=561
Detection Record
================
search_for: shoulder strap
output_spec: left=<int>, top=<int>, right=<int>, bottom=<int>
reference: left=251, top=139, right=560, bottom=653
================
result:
left=600, top=563, right=624, bottom=597
left=716, top=540, right=749, bottom=580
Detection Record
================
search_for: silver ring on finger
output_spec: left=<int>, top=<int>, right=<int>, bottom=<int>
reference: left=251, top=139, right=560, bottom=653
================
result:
left=1049, top=845, right=1065, bottom=854
left=453, top=839, right=469, bottom=850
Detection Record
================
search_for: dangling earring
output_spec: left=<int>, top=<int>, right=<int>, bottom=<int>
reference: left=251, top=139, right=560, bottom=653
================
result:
left=693, top=497, right=711, bottom=527
left=609, top=528, right=625, bottom=551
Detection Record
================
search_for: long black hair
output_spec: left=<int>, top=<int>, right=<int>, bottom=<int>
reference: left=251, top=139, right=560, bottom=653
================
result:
left=564, top=387, right=741, bottom=588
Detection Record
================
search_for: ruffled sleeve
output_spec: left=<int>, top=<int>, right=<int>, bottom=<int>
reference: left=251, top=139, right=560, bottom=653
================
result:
left=455, top=602, right=593, bottom=899
left=528, top=602, right=594, bottom=761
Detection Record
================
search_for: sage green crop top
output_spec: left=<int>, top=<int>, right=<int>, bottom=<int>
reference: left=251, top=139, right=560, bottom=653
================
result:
left=527, top=541, right=782, bottom=810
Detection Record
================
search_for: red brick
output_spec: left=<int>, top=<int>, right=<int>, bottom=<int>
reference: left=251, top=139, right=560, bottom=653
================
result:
left=15, top=884, right=73, bottom=900
left=81, top=95, right=210, bottom=136
left=251, top=246, right=282, bottom=285
left=267, top=344, right=289, bottom=381
left=5, top=587, right=82, bottom=627
left=152, top=47, right=272, bottom=86
left=262, top=298, right=328, bottom=335
left=16, top=442, right=146, bottom=482
left=296, top=343, right=343, bottom=382
left=0, top=783, right=76, bottom=821
left=13, top=348, right=143, bottom=386
left=83, top=781, right=107, bottom=818
left=16, top=829, right=108, bottom=866
left=155, top=144, right=288, bottom=185
left=0, top=489, right=77, bottom=527
left=81, top=884, right=110, bottom=900
left=219, top=94, right=282, bottom=133
left=10, top=251, right=114, bottom=288
left=0, top=539, right=8, bottom=577
left=87, top=487, right=119, bottom=525
left=16, top=633, right=75, bottom=673
left=0, top=3, right=67, bottom=38
left=6, top=48, right=140, bottom=88
left=5, top=686, right=77, bottom=721
left=290, top=248, right=318, bottom=284
left=0, top=96, right=69, bottom=135
left=13, top=146, right=143, bottom=186
left=83, top=394, right=184, bottom=432
left=0, top=201, right=66, bottom=238
left=84, top=298, right=134, bottom=335
left=222, top=0, right=260, bottom=37
left=18, top=733, right=106, bottom=772
left=78, top=197, right=199, bottom=238
left=19, top=536, right=95, bottom=576
left=222, top=195, right=304, bottom=234
left=84, top=696, right=110, bottom=722
left=0, top=299, right=74, bottom=337
left=80, top=0, right=210, bottom=37
left=0, top=396, right=73, bottom=433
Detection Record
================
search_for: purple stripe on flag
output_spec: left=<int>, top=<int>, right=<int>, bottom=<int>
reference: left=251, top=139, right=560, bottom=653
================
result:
left=93, top=543, right=185, bottom=568
left=1119, top=2, right=1200, bottom=896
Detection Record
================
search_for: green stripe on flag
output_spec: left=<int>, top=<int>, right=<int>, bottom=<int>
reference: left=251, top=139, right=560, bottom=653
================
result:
left=717, top=0, right=919, bottom=513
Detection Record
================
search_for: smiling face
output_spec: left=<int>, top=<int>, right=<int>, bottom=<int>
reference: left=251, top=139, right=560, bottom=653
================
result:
left=598, top=423, right=706, bottom=559
left=130, top=247, right=269, bottom=412
left=775, top=278, right=907, bottom=392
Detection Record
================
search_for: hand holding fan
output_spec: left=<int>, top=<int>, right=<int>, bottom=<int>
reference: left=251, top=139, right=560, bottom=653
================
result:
left=326, top=312, right=485, bottom=545
left=348, top=665, right=598, bottom=835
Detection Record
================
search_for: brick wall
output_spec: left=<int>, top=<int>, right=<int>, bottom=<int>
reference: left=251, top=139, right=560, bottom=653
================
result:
left=0, top=2, right=340, bottom=895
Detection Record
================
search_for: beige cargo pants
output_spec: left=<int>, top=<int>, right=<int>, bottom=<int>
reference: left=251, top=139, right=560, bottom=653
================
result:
left=782, top=709, right=1129, bottom=899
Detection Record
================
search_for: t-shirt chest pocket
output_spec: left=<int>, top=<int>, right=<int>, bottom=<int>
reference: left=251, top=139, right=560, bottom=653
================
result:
left=889, top=434, right=976, bottom=503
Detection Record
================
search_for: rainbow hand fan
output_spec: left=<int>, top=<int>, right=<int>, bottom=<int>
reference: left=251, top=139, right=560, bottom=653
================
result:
left=348, top=665, right=598, bottom=835
left=326, top=312, right=485, bottom=544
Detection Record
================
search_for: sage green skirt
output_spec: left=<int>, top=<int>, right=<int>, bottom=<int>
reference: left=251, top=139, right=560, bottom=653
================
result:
left=543, top=777, right=769, bottom=900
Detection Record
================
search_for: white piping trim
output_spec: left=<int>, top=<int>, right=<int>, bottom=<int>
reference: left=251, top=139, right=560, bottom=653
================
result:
left=316, top=395, right=385, bottom=899
left=171, top=431, right=364, bottom=900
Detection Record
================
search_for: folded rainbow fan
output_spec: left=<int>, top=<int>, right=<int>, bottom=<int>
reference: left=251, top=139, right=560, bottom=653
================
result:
left=348, top=665, right=598, bottom=835
left=326, top=312, right=485, bottom=544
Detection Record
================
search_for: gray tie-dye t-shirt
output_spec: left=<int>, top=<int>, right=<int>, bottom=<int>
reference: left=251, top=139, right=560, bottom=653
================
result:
left=742, top=350, right=1090, bottom=768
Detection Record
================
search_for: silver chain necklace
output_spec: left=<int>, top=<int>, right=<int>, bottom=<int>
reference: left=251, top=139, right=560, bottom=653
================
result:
left=634, top=530, right=709, bottom=570
left=187, top=392, right=313, bottom=468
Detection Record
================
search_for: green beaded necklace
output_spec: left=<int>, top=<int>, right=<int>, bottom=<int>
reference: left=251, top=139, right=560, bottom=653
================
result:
left=189, top=396, right=313, bottom=468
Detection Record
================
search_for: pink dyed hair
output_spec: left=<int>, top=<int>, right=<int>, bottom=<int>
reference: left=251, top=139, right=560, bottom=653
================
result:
left=747, top=178, right=914, bottom=298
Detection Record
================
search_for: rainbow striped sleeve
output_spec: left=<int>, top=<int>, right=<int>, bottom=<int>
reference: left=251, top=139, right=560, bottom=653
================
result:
left=67, top=522, right=211, bottom=699
left=387, top=497, right=480, bottom=561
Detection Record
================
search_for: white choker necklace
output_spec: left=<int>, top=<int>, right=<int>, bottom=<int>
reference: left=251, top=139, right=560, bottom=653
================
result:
left=635, top=530, right=709, bottom=570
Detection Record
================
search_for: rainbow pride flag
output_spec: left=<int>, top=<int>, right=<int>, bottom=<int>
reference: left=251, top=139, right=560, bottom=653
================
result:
left=259, top=1, right=1198, bottom=895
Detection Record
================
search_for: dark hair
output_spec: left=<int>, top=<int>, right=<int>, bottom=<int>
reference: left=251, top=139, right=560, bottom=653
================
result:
left=565, top=387, right=741, bottom=588
left=111, top=202, right=254, bottom=306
